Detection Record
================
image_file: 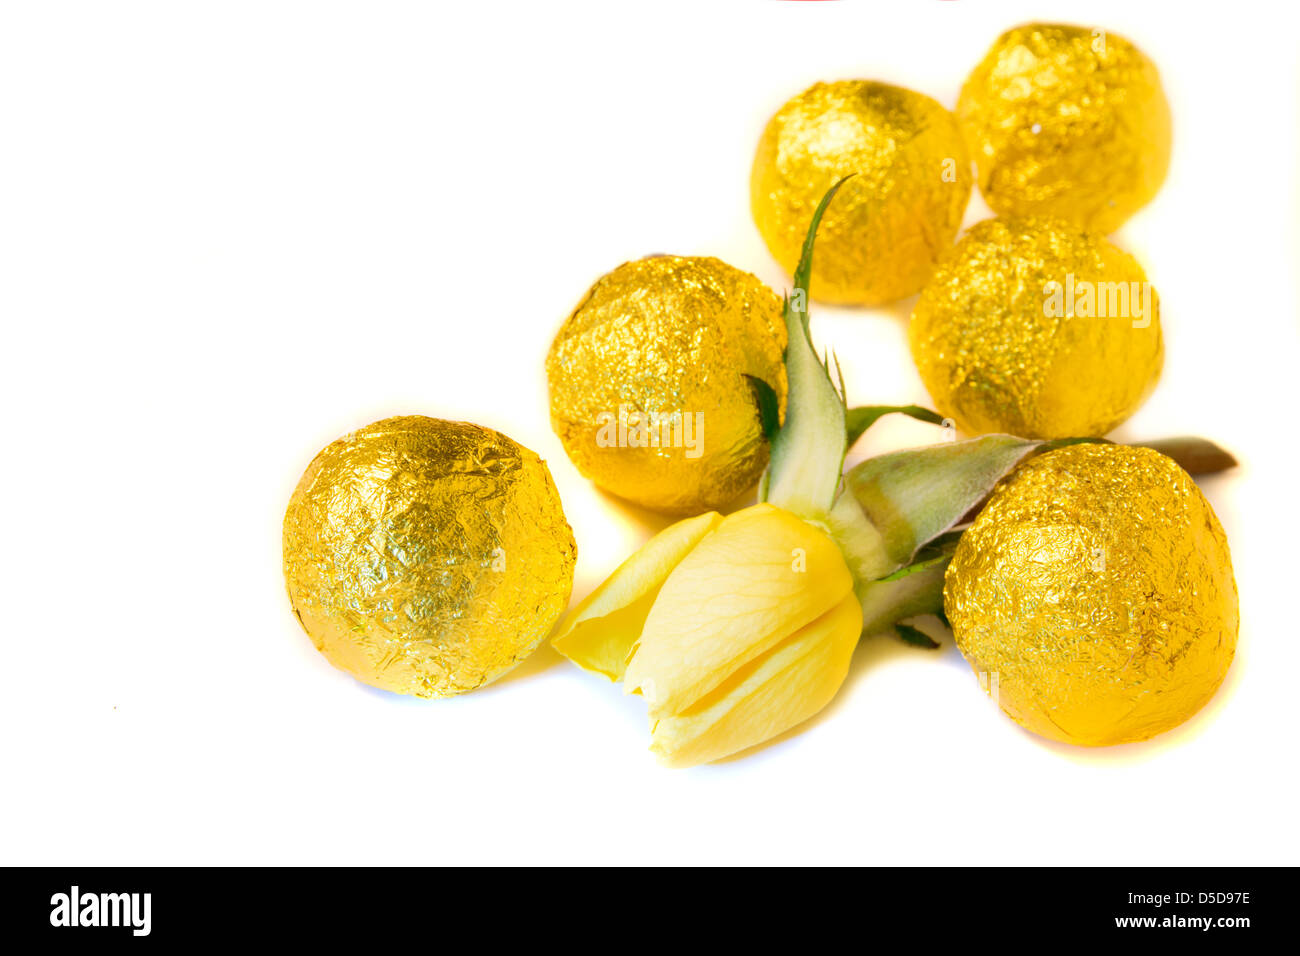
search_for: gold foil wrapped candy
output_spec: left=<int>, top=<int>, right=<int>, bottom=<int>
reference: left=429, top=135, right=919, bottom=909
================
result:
left=909, top=217, right=1163, bottom=438
left=957, top=22, right=1172, bottom=233
left=283, top=416, right=576, bottom=697
left=945, top=444, right=1238, bottom=746
left=546, top=255, right=786, bottom=514
left=751, top=80, right=972, bottom=305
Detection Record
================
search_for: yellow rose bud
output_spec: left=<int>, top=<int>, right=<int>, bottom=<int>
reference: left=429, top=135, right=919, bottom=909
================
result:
left=647, top=592, right=861, bottom=768
left=552, top=510, right=723, bottom=681
left=553, top=503, right=861, bottom=767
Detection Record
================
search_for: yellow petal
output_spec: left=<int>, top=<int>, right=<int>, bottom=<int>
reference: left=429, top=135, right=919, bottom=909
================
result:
left=649, top=592, right=862, bottom=768
left=624, top=503, right=854, bottom=717
left=552, top=511, right=723, bottom=680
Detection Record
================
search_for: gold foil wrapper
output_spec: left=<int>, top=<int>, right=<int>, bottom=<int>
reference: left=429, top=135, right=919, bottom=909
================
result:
left=909, top=217, right=1163, bottom=438
left=283, top=416, right=576, bottom=697
left=945, top=444, right=1238, bottom=746
left=751, top=80, right=972, bottom=305
left=546, top=255, right=786, bottom=514
left=957, top=22, right=1172, bottom=233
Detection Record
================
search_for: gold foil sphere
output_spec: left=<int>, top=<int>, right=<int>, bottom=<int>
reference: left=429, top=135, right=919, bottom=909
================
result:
left=751, top=80, right=972, bottom=305
left=957, top=22, right=1172, bottom=233
left=546, top=255, right=786, bottom=514
left=283, top=416, right=576, bottom=697
left=909, top=217, right=1163, bottom=438
left=945, top=444, right=1238, bottom=747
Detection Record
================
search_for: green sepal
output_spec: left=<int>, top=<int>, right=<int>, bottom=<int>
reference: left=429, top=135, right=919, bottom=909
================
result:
left=744, top=374, right=782, bottom=443
left=858, top=534, right=958, bottom=637
left=825, top=489, right=894, bottom=586
left=843, top=435, right=1042, bottom=571
left=858, top=556, right=949, bottom=637
left=876, top=550, right=950, bottom=583
left=830, top=436, right=1040, bottom=636
left=763, top=177, right=854, bottom=521
left=845, top=404, right=944, bottom=449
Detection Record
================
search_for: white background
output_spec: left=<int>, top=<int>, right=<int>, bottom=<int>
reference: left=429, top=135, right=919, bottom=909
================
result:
left=2, top=0, right=1297, bottom=866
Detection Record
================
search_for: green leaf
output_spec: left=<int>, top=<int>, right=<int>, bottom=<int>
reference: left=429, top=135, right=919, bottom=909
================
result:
left=1024, top=436, right=1237, bottom=477
left=763, top=176, right=854, bottom=520
left=744, top=374, right=781, bottom=442
left=1131, top=436, right=1238, bottom=475
left=895, top=622, right=940, bottom=650
left=845, top=404, right=944, bottom=448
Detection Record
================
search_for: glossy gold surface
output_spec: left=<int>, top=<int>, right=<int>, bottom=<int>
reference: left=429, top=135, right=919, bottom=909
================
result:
left=909, top=217, right=1163, bottom=438
left=283, top=416, right=576, bottom=697
left=751, top=80, right=971, bottom=304
left=547, top=255, right=786, bottom=514
left=945, top=444, right=1238, bottom=746
left=957, top=22, right=1172, bottom=232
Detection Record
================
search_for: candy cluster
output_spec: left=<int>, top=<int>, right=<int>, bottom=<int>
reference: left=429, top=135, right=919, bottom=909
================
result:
left=283, top=21, right=1238, bottom=766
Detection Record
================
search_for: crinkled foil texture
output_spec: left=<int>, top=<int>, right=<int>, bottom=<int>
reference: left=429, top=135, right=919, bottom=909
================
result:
left=945, top=444, right=1238, bottom=746
left=909, top=217, right=1163, bottom=438
left=546, top=256, right=786, bottom=514
left=751, top=80, right=972, bottom=305
left=957, top=22, right=1172, bottom=233
left=283, top=416, right=576, bottom=697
